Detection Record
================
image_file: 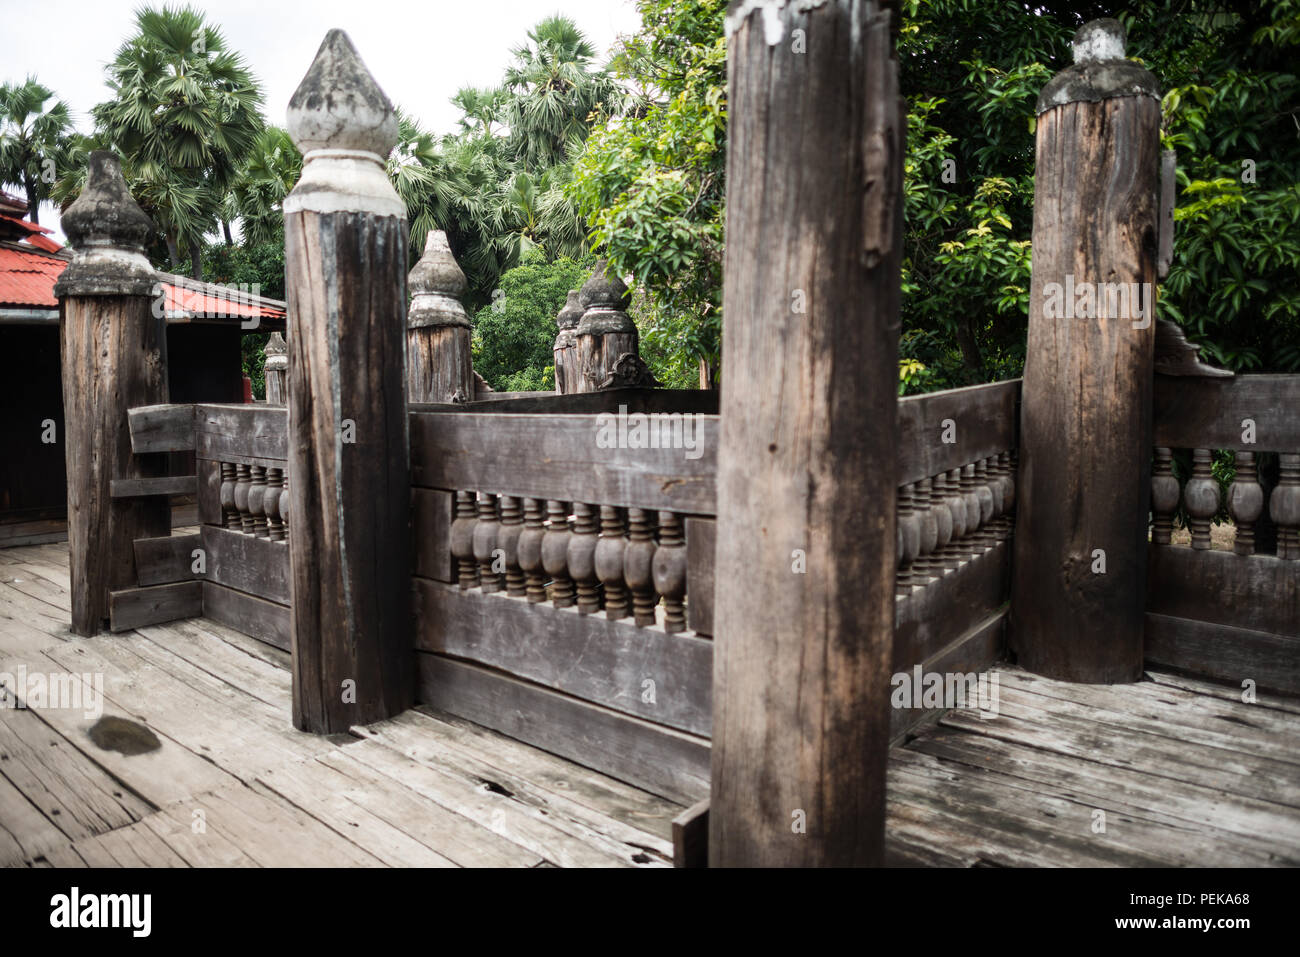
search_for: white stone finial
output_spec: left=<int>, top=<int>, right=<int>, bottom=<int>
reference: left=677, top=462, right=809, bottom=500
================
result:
left=284, top=29, right=405, bottom=218
left=1073, top=18, right=1126, bottom=64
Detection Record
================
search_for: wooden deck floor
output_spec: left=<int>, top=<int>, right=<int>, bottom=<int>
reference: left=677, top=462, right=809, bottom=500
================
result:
left=3, top=541, right=1298, bottom=867
left=887, top=666, right=1300, bottom=866
left=0, top=542, right=680, bottom=867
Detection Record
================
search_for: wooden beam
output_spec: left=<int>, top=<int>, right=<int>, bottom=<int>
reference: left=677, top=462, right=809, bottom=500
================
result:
left=110, top=475, right=196, bottom=498
left=1145, top=613, right=1300, bottom=695
left=1154, top=375, right=1300, bottom=453
left=108, top=581, right=202, bottom=632
left=897, top=380, right=1019, bottom=486
left=415, top=655, right=710, bottom=805
left=1011, top=20, right=1161, bottom=683
left=412, top=387, right=719, bottom=416
left=411, top=488, right=454, bottom=583
left=411, top=412, right=718, bottom=514
left=201, top=582, right=290, bottom=652
left=127, top=403, right=195, bottom=453
left=672, top=799, right=710, bottom=868
left=133, top=533, right=201, bottom=586
left=685, top=517, right=715, bottom=636
left=711, top=0, right=903, bottom=866
left=1147, top=545, right=1300, bottom=638
left=193, top=404, right=288, bottom=463
left=414, top=579, right=713, bottom=736
left=200, top=525, right=291, bottom=605
left=283, top=30, right=414, bottom=732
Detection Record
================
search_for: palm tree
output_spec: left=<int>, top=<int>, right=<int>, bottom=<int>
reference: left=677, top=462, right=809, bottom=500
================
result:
left=450, top=86, right=509, bottom=138
left=91, top=5, right=264, bottom=277
left=501, top=15, right=621, bottom=172
left=0, top=77, right=73, bottom=225
left=227, top=125, right=302, bottom=247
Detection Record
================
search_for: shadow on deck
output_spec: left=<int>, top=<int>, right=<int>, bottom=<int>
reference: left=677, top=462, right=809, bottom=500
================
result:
left=2, top=542, right=1297, bottom=867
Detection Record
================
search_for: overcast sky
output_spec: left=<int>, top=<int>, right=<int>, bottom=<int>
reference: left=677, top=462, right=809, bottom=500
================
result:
left=1, top=0, right=642, bottom=241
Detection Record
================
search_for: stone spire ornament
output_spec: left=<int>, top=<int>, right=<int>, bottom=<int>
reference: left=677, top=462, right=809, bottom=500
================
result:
left=285, top=29, right=403, bottom=220
left=283, top=29, right=414, bottom=733
left=407, top=230, right=473, bottom=403
left=552, top=289, right=583, bottom=393
left=263, top=331, right=288, bottom=405
left=54, top=151, right=157, bottom=297
left=54, top=150, right=170, bottom=635
left=575, top=260, right=649, bottom=392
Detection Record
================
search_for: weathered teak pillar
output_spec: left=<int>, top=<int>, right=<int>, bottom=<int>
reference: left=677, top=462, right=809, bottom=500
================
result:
left=54, top=152, right=171, bottom=636
left=711, top=0, right=903, bottom=866
left=263, top=331, right=288, bottom=405
left=575, top=261, right=637, bottom=392
left=283, top=30, right=414, bottom=732
left=552, top=289, right=582, bottom=394
left=407, top=230, right=473, bottom=403
left=1010, top=19, right=1161, bottom=683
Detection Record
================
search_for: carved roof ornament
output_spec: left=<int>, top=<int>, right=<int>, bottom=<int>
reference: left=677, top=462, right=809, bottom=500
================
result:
left=1037, top=19, right=1159, bottom=114
left=599, top=353, right=663, bottom=390
left=1154, top=318, right=1233, bottom=377
left=264, top=331, right=288, bottom=372
left=284, top=29, right=404, bottom=219
left=53, top=151, right=158, bottom=297
left=556, top=289, right=583, bottom=332
left=576, top=260, right=636, bottom=337
left=408, top=230, right=470, bottom=329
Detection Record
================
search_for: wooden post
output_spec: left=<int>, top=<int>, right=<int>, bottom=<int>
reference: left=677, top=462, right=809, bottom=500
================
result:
left=711, top=0, right=903, bottom=866
left=575, top=261, right=637, bottom=392
left=54, top=151, right=171, bottom=636
left=263, top=331, right=288, bottom=405
left=407, top=230, right=473, bottom=403
left=1010, top=19, right=1161, bottom=683
left=283, top=30, right=414, bottom=732
left=552, top=289, right=582, bottom=394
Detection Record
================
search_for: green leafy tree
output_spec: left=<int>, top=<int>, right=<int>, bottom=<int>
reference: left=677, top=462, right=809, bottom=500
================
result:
left=569, top=0, right=728, bottom=385
left=0, top=77, right=73, bottom=224
left=470, top=250, right=595, bottom=391
left=226, top=125, right=301, bottom=247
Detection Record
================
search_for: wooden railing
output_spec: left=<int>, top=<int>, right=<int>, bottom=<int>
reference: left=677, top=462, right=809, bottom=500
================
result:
left=890, top=379, right=1020, bottom=740
left=1147, top=374, right=1300, bottom=692
left=408, top=400, right=718, bottom=804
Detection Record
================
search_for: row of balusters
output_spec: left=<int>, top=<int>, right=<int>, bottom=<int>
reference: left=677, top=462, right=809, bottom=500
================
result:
left=218, top=462, right=290, bottom=542
left=895, top=451, right=1017, bottom=595
left=449, top=493, right=693, bottom=634
left=1153, top=448, right=1300, bottom=558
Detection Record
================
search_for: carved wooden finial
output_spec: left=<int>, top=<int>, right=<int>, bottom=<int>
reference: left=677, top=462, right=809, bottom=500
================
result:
left=557, top=289, right=583, bottom=332
left=285, top=30, right=403, bottom=218
left=408, top=230, right=469, bottom=329
left=577, top=260, right=634, bottom=336
left=1037, top=17, right=1158, bottom=114
left=54, top=151, right=157, bottom=297
left=1154, top=318, right=1233, bottom=377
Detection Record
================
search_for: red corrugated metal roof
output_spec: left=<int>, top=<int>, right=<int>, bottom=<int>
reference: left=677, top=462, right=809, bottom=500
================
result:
left=0, top=245, right=65, bottom=307
left=0, top=242, right=286, bottom=320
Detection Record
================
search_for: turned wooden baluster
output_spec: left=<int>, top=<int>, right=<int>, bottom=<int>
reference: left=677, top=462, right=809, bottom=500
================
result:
left=896, top=485, right=920, bottom=594
left=914, top=477, right=939, bottom=584
left=936, top=470, right=965, bottom=569
left=248, top=466, right=268, bottom=538
left=517, top=498, right=548, bottom=603
left=1272, top=453, right=1300, bottom=560
left=542, top=500, right=575, bottom=607
left=568, top=503, right=602, bottom=615
left=994, top=451, right=1017, bottom=539
left=596, top=506, right=630, bottom=619
left=1228, top=451, right=1263, bottom=556
left=498, top=496, right=526, bottom=596
left=450, top=490, right=479, bottom=590
left=266, top=468, right=285, bottom=541
left=278, top=473, right=290, bottom=540
left=1150, top=447, right=1179, bottom=545
left=235, top=464, right=253, bottom=534
left=220, top=463, right=238, bottom=529
left=624, top=508, right=659, bottom=626
left=1184, top=449, right=1218, bottom=550
left=974, top=458, right=997, bottom=525
left=653, top=511, right=687, bottom=633
left=474, top=493, right=502, bottom=592
left=959, top=463, right=987, bottom=550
